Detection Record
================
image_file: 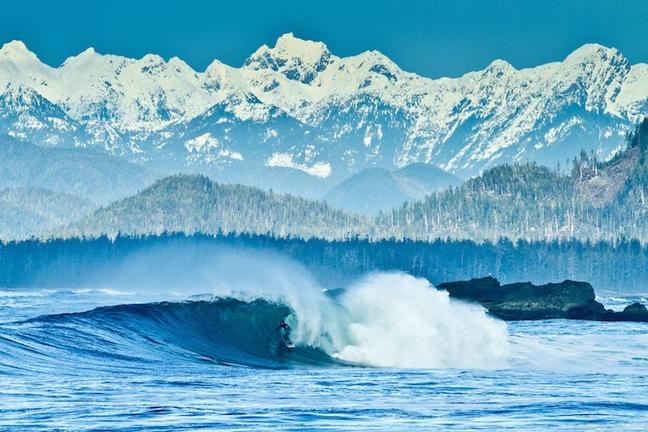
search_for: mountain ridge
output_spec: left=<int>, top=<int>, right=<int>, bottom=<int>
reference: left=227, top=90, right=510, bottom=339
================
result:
left=52, top=121, right=648, bottom=244
left=1, top=35, right=648, bottom=180
left=0, top=135, right=154, bottom=203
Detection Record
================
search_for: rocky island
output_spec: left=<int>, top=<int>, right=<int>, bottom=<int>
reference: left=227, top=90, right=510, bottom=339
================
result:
left=438, top=277, right=648, bottom=322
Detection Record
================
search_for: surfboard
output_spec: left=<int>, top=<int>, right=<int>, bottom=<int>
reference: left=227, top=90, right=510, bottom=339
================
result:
left=280, top=331, right=295, bottom=349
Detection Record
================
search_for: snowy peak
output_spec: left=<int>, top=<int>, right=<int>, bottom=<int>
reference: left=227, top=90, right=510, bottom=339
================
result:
left=564, top=43, right=626, bottom=66
left=58, top=47, right=128, bottom=78
left=273, top=32, right=331, bottom=63
left=560, top=43, right=630, bottom=87
left=483, top=59, right=516, bottom=75
left=67, top=47, right=97, bottom=62
left=558, top=44, right=630, bottom=112
left=0, top=42, right=56, bottom=105
left=0, top=40, right=40, bottom=63
left=344, top=50, right=403, bottom=80
left=244, top=33, right=334, bottom=84
left=138, top=53, right=166, bottom=68
left=0, top=40, right=51, bottom=79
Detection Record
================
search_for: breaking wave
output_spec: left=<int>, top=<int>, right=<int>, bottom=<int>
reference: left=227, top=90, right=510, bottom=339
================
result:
left=0, top=272, right=509, bottom=370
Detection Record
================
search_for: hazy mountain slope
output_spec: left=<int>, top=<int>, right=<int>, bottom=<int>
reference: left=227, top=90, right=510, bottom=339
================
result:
left=0, top=188, right=95, bottom=240
left=393, top=163, right=462, bottom=195
left=214, top=165, right=334, bottom=199
left=324, top=168, right=405, bottom=215
left=1, top=35, right=647, bottom=180
left=60, top=175, right=369, bottom=240
left=0, top=135, right=155, bottom=203
left=324, top=164, right=461, bottom=215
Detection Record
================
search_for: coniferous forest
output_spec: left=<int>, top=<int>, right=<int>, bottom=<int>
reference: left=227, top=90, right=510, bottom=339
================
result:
left=379, top=119, right=648, bottom=243
left=1, top=232, right=647, bottom=292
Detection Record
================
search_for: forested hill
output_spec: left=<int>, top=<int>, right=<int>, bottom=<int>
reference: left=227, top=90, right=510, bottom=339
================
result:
left=59, top=175, right=370, bottom=240
left=376, top=119, right=648, bottom=243
left=375, top=164, right=577, bottom=241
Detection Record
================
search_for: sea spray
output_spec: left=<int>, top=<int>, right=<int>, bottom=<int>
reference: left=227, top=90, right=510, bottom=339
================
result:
left=172, top=249, right=510, bottom=368
left=331, top=273, right=509, bottom=368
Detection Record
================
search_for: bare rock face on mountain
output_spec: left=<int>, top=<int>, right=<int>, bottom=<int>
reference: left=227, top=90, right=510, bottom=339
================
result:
left=574, top=146, right=640, bottom=207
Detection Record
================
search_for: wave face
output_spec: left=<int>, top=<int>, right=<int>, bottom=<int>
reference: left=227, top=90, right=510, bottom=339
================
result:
left=2, top=299, right=336, bottom=369
left=0, top=273, right=509, bottom=371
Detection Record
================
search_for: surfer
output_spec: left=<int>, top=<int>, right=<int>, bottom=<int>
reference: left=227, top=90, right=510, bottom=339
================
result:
left=276, top=320, right=290, bottom=333
left=276, top=320, right=294, bottom=348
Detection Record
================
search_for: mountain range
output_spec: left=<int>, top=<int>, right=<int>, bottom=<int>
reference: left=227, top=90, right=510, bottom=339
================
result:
left=1, top=33, right=647, bottom=187
left=49, top=119, right=648, bottom=244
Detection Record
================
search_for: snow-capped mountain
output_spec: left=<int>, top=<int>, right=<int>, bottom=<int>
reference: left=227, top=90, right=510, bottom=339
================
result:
left=1, top=34, right=647, bottom=179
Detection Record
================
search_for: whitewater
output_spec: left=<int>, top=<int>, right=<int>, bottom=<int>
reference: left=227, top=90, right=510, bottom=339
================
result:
left=1, top=249, right=648, bottom=430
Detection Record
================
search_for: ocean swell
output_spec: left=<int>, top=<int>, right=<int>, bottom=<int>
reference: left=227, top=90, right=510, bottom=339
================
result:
left=0, top=272, right=509, bottom=370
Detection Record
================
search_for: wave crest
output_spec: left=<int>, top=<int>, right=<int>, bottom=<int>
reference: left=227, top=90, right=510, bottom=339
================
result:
left=1, top=272, right=509, bottom=370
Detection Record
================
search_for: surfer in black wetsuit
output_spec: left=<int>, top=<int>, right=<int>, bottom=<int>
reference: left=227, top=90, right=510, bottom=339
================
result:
left=276, top=320, right=290, bottom=332
left=276, top=320, right=293, bottom=346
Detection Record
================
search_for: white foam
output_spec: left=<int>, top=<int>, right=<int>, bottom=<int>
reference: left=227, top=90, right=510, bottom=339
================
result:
left=329, top=273, right=509, bottom=368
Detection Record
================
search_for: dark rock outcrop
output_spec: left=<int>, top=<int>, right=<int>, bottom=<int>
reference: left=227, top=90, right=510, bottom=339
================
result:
left=599, top=302, right=648, bottom=322
left=438, top=277, right=648, bottom=322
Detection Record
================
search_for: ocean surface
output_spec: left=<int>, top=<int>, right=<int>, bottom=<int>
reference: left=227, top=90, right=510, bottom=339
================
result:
left=1, top=274, right=648, bottom=431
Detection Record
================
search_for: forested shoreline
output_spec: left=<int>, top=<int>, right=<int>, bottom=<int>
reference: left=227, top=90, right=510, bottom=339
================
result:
left=2, top=233, right=647, bottom=293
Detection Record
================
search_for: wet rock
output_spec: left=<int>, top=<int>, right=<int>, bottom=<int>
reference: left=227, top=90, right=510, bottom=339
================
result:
left=438, top=277, right=648, bottom=322
left=602, top=302, right=648, bottom=322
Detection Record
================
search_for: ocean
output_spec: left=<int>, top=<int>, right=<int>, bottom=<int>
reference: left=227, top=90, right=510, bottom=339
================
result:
left=1, top=274, right=648, bottom=431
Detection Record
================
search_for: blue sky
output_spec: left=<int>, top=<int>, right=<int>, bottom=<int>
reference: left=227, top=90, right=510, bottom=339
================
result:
left=1, top=0, right=648, bottom=77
